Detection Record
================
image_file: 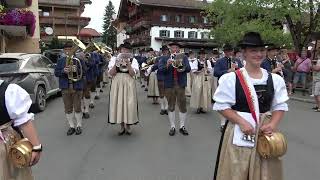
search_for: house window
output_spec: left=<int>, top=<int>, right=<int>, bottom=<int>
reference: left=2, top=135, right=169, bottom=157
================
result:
left=201, top=32, right=210, bottom=39
left=188, top=31, right=198, bottom=39
left=175, top=15, right=182, bottom=23
left=203, top=17, right=208, bottom=24
left=174, top=30, right=184, bottom=38
left=160, top=30, right=170, bottom=38
left=189, top=16, right=196, bottom=23
left=160, top=15, right=168, bottom=22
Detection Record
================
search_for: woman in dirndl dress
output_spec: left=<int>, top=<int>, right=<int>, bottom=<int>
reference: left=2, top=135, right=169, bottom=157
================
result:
left=190, top=49, right=213, bottom=113
left=185, top=51, right=197, bottom=97
left=212, top=32, right=289, bottom=180
left=0, top=80, right=42, bottom=180
left=147, top=62, right=160, bottom=104
left=108, top=42, right=139, bottom=135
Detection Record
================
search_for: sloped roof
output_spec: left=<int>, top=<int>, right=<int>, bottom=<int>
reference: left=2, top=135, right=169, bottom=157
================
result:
left=129, top=0, right=207, bottom=9
left=78, top=28, right=101, bottom=37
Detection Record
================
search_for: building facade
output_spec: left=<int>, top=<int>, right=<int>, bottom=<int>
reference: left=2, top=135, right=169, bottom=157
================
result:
left=116, top=0, right=216, bottom=53
left=39, top=0, right=91, bottom=42
left=0, top=0, right=40, bottom=53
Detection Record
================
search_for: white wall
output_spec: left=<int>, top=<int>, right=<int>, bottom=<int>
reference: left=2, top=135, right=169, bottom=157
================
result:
left=150, top=26, right=211, bottom=51
left=117, top=31, right=128, bottom=47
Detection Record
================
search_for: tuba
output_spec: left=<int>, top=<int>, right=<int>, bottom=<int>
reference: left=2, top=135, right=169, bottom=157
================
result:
left=171, top=53, right=185, bottom=70
left=66, top=39, right=83, bottom=82
left=116, top=53, right=133, bottom=73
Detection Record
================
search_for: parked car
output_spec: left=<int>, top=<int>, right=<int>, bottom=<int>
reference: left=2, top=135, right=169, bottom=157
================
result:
left=0, top=53, right=60, bottom=112
left=43, top=49, right=64, bottom=64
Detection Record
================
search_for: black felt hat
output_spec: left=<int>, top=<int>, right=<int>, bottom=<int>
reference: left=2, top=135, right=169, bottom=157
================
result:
left=212, top=48, right=219, bottom=55
left=168, top=42, right=182, bottom=47
left=199, top=48, right=206, bottom=54
left=223, top=43, right=234, bottom=51
left=64, top=41, right=73, bottom=49
left=119, top=42, right=132, bottom=50
left=238, top=32, right=270, bottom=48
left=147, top=47, right=154, bottom=52
left=267, top=44, right=280, bottom=51
left=160, top=45, right=169, bottom=51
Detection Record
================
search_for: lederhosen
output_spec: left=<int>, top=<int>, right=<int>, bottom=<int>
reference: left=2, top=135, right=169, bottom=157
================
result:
left=213, top=72, right=274, bottom=179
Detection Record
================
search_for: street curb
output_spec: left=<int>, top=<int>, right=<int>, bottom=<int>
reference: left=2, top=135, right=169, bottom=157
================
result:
left=289, top=97, right=314, bottom=104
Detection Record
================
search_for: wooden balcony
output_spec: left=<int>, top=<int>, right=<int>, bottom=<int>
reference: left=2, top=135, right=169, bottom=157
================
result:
left=5, top=0, right=30, bottom=8
left=124, top=35, right=151, bottom=46
left=39, top=15, right=90, bottom=27
left=125, top=19, right=151, bottom=35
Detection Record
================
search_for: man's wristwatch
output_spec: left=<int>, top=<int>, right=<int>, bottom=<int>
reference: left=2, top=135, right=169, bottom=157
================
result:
left=32, top=144, right=43, bottom=152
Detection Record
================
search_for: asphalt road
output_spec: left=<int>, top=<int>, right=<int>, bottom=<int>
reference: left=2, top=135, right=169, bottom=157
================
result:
left=31, top=83, right=320, bottom=180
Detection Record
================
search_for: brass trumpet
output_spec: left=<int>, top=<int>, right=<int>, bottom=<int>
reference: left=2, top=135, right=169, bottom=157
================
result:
left=171, top=53, right=185, bottom=70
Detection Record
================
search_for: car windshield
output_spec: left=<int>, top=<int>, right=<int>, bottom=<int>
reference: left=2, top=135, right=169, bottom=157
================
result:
left=0, top=58, right=21, bottom=73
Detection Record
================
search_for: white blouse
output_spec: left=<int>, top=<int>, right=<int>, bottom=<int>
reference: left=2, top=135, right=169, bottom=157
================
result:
left=190, top=60, right=213, bottom=75
left=0, top=80, right=34, bottom=127
left=213, top=69, right=289, bottom=112
left=108, top=56, right=139, bottom=74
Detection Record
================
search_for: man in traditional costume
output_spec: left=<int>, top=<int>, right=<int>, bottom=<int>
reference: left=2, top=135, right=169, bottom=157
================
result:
left=212, top=32, right=289, bottom=180
left=214, top=44, right=244, bottom=131
left=155, top=45, right=170, bottom=115
left=185, top=50, right=197, bottom=97
left=190, top=48, right=213, bottom=113
left=55, top=42, right=86, bottom=135
left=159, top=42, right=191, bottom=136
left=0, top=80, right=42, bottom=180
left=108, top=42, right=139, bottom=135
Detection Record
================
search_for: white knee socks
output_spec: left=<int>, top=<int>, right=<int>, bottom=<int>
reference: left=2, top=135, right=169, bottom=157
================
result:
left=160, top=98, right=165, bottom=110
left=75, top=112, right=82, bottom=127
left=164, top=97, right=168, bottom=110
left=168, top=111, right=176, bottom=128
left=66, top=113, right=75, bottom=128
left=90, top=93, right=95, bottom=104
left=179, top=112, right=187, bottom=128
left=84, top=99, right=90, bottom=113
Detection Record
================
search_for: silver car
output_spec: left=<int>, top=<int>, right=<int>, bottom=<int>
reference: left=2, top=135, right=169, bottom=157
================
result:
left=0, top=53, right=60, bottom=112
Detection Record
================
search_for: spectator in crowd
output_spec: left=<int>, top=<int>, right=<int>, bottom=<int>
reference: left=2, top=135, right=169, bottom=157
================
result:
left=281, top=52, right=294, bottom=95
left=292, top=48, right=312, bottom=96
left=312, top=52, right=320, bottom=111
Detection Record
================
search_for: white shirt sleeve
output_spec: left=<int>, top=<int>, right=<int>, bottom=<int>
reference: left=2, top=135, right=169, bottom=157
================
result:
left=271, top=74, right=289, bottom=111
left=191, top=60, right=198, bottom=72
left=108, top=56, right=116, bottom=73
left=131, top=58, right=139, bottom=74
left=5, top=84, right=34, bottom=127
left=213, top=72, right=236, bottom=111
left=207, top=60, right=213, bottom=75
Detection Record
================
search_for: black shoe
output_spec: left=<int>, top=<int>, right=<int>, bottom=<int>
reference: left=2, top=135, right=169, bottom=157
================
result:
left=125, top=130, right=132, bottom=136
left=67, top=127, right=76, bottom=136
left=160, top=110, right=165, bottom=115
left=312, top=106, right=319, bottom=110
left=200, top=108, right=206, bottom=114
left=141, top=85, right=145, bottom=88
left=100, top=89, right=103, bottom=93
left=95, top=96, right=100, bottom=100
left=179, top=127, right=189, bottom=136
left=144, top=88, right=148, bottom=91
left=83, top=113, right=90, bottom=119
left=164, top=110, right=168, bottom=115
left=75, top=127, right=82, bottom=135
left=196, top=109, right=201, bottom=114
left=89, top=103, right=94, bottom=109
left=169, top=128, right=176, bottom=136
left=118, top=129, right=126, bottom=136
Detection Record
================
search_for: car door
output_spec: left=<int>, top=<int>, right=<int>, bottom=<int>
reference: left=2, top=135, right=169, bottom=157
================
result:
left=40, top=55, right=59, bottom=93
left=29, top=55, right=52, bottom=93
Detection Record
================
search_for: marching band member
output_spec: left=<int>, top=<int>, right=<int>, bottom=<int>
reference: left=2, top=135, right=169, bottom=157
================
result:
left=89, top=52, right=99, bottom=109
left=214, top=44, right=243, bottom=132
left=213, top=32, right=288, bottom=180
left=0, top=80, right=42, bottom=180
left=81, top=51, right=96, bottom=119
left=55, top=42, right=85, bottom=136
left=261, top=45, right=283, bottom=74
left=190, top=48, right=213, bottom=114
left=156, top=45, right=170, bottom=115
left=108, top=42, right=139, bottom=135
left=95, top=52, right=106, bottom=97
left=159, top=42, right=191, bottom=136
left=185, top=50, right=197, bottom=97
left=210, top=48, right=220, bottom=101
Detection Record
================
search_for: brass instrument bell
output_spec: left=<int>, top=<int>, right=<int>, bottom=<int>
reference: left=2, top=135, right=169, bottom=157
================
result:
left=9, top=138, right=33, bottom=168
left=257, top=132, right=287, bottom=159
left=171, top=53, right=184, bottom=70
left=65, top=38, right=84, bottom=82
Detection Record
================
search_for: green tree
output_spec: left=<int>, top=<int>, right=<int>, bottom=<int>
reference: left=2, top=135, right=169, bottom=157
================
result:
left=205, top=0, right=320, bottom=53
left=48, top=37, right=63, bottom=49
left=102, top=1, right=117, bottom=49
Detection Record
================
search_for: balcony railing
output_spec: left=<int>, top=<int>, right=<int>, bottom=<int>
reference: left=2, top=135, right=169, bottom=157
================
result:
left=5, top=0, right=31, bottom=8
left=125, top=19, right=151, bottom=34
left=39, top=16, right=90, bottom=27
left=124, top=35, right=151, bottom=46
